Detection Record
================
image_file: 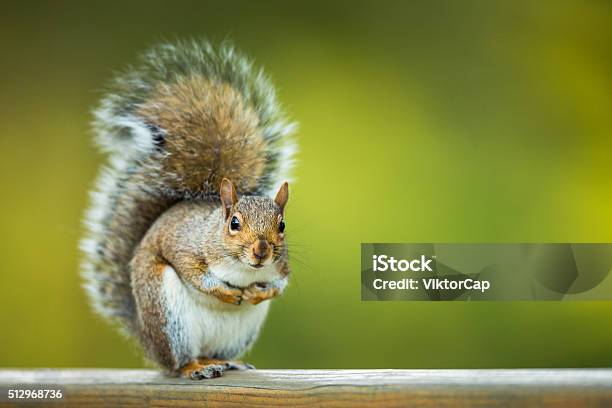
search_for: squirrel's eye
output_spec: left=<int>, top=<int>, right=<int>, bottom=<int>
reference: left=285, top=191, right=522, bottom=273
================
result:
left=230, top=216, right=241, bottom=231
left=279, top=219, right=285, bottom=233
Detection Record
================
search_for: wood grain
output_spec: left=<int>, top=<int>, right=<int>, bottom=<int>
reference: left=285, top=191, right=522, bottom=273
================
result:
left=1, top=369, right=611, bottom=407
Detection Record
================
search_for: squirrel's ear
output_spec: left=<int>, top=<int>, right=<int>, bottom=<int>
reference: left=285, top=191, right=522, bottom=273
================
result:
left=220, top=178, right=238, bottom=219
left=274, top=182, right=289, bottom=215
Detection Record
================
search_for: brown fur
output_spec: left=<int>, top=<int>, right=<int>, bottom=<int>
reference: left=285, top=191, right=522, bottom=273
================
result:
left=82, top=42, right=297, bottom=378
left=138, top=78, right=267, bottom=193
left=274, top=182, right=289, bottom=214
left=130, top=252, right=175, bottom=370
left=130, top=181, right=290, bottom=373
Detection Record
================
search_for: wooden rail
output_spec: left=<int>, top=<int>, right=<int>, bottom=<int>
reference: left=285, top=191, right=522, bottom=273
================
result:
left=1, top=369, right=612, bottom=407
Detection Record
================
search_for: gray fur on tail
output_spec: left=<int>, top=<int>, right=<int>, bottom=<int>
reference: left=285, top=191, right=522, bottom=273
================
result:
left=80, top=39, right=296, bottom=335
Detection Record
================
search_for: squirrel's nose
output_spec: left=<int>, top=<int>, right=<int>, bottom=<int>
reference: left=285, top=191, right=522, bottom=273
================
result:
left=252, top=240, right=269, bottom=260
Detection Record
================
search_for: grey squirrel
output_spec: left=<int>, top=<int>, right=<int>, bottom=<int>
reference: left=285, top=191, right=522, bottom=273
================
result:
left=80, top=40, right=296, bottom=379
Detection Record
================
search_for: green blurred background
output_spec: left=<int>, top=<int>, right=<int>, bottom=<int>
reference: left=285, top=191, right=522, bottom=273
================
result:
left=1, top=0, right=611, bottom=369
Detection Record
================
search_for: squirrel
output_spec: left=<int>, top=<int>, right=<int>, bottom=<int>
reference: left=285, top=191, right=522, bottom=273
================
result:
left=80, top=40, right=296, bottom=380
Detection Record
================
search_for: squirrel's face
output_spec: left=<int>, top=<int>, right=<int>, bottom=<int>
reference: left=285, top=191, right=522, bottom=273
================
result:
left=219, top=179, right=289, bottom=269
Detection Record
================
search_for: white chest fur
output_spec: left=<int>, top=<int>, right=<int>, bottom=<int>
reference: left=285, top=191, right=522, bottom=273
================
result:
left=208, top=262, right=281, bottom=288
left=161, top=265, right=271, bottom=361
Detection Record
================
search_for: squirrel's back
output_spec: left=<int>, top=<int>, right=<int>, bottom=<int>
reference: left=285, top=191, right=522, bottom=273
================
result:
left=80, top=40, right=296, bottom=335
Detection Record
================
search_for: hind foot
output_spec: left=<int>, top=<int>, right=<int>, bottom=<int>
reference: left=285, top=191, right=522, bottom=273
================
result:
left=180, top=358, right=255, bottom=380
left=198, top=357, right=255, bottom=371
left=180, top=360, right=226, bottom=380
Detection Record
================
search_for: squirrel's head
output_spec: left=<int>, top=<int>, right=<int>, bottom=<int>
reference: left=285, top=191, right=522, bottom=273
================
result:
left=219, top=178, right=288, bottom=269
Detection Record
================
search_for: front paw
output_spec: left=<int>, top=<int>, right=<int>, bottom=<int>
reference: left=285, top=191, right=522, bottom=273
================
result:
left=211, top=286, right=243, bottom=305
left=242, top=283, right=280, bottom=305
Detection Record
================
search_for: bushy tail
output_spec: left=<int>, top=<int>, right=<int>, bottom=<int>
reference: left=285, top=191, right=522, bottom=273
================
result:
left=80, top=40, right=296, bottom=335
